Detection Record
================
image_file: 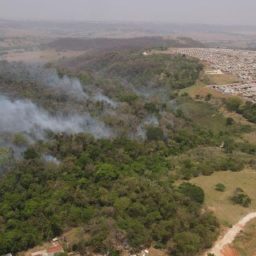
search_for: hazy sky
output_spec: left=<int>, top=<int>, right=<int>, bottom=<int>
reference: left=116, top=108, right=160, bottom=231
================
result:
left=1, top=0, right=256, bottom=25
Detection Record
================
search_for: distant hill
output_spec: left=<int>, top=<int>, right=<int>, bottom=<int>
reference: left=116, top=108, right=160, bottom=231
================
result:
left=46, top=36, right=205, bottom=51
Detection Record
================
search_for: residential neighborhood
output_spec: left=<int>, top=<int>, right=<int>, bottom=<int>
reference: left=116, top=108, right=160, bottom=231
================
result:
left=168, top=47, right=256, bottom=102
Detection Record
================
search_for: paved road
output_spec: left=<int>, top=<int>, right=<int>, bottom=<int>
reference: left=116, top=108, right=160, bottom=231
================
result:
left=205, top=212, right=256, bottom=256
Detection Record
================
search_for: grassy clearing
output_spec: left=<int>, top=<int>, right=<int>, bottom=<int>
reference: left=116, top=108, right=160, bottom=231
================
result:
left=178, top=97, right=237, bottom=133
left=219, top=106, right=253, bottom=126
left=181, top=101, right=225, bottom=131
left=190, top=169, right=256, bottom=226
left=182, top=71, right=256, bottom=131
left=180, top=72, right=238, bottom=102
left=243, top=131, right=256, bottom=145
left=206, top=73, right=239, bottom=85
left=233, top=219, right=256, bottom=256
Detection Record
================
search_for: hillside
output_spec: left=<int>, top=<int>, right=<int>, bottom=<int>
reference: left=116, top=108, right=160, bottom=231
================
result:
left=0, top=48, right=255, bottom=256
left=46, top=37, right=205, bottom=52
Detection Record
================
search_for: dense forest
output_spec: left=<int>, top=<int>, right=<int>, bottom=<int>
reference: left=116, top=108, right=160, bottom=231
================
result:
left=0, top=136, right=220, bottom=256
left=0, top=49, right=255, bottom=256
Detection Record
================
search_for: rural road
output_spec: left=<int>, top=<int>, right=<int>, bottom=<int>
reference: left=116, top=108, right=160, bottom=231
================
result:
left=205, top=212, right=256, bottom=256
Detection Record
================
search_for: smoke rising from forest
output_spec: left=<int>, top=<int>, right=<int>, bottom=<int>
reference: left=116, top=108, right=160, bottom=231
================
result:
left=0, top=62, right=87, bottom=100
left=0, top=96, right=111, bottom=138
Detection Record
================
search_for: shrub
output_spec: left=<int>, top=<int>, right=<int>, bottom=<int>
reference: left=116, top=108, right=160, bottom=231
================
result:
left=24, top=148, right=40, bottom=160
left=225, top=97, right=243, bottom=112
left=226, top=117, right=234, bottom=126
left=144, top=102, right=159, bottom=113
left=205, top=93, right=212, bottom=101
left=146, top=127, right=164, bottom=141
left=215, top=183, right=226, bottom=192
left=231, top=188, right=251, bottom=207
left=179, top=183, right=205, bottom=204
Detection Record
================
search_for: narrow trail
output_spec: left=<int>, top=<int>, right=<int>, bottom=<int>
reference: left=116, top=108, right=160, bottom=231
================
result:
left=205, top=212, right=256, bottom=256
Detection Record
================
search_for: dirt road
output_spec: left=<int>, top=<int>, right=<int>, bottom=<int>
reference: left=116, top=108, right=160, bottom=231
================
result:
left=205, top=212, right=256, bottom=256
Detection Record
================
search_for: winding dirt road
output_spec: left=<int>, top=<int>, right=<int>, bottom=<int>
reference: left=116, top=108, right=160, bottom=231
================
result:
left=205, top=212, right=256, bottom=256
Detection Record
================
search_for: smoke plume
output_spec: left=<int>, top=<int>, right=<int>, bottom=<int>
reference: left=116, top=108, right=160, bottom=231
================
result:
left=0, top=61, right=87, bottom=100
left=0, top=96, right=111, bottom=138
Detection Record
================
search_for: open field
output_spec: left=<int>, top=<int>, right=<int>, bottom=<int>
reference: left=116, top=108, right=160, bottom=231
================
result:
left=180, top=68, right=238, bottom=98
left=181, top=71, right=256, bottom=127
left=181, top=81, right=229, bottom=99
left=191, top=169, right=256, bottom=226
left=206, top=73, right=239, bottom=85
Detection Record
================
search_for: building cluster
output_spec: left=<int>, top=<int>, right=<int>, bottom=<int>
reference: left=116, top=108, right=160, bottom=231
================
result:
left=210, top=83, right=256, bottom=103
left=169, top=47, right=256, bottom=102
left=30, top=239, right=64, bottom=256
left=170, top=47, right=256, bottom=82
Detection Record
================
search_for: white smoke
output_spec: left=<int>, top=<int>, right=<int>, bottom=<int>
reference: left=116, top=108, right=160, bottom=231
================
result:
left=0, top=62, right=87, bottom=100
left=93, top=93, right=118, bottom=108
left=143, top=115, right=159, bottom=126
left=43, top=155, right=60, bottom=165
left=0, top=96, right=111, bottom=138
left=135, top=115, right=159, bottom=139
left=31, top=68, right=88, bottom=100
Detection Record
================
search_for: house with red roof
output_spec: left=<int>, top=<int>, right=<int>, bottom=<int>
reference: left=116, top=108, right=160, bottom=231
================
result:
left=31, top=242, right=64, bottom=256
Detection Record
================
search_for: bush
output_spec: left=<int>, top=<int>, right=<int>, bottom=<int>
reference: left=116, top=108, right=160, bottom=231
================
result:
left=24, top=148, right=40, bottom=160
left=231, top=188, right=251, bottom=207
left=226, top=117, right=234, bottom=126
left=179, top=183, right=205, bottom=204
left=146, top=127, right=164, bottom=141
left=144, top=102, right=159, bottom=113
left=225, top=97, right=243, bottom=112
left=237, top=101, right=256, bottom=123
left=215, top=183, right=226, bottom=192
left=205, top=93, right=212, bottom=101
left=13, top=133, right=28, bottom=146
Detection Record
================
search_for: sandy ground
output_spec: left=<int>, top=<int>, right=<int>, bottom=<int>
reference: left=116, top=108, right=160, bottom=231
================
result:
left=205, top=212, right=256, bottom=256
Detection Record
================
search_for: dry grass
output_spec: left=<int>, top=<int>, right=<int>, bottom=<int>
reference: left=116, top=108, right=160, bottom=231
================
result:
left=62, top=227, right=87, bottom=245
left=184, top=83, right=228, bottom=99
left=206, top=73, right=239, bottom=85
left=181, top=72, right=255, bottom=127
left=190, top=169, right=256, bottom=226
left=184, top=84, right=252, bottom=127
left=243, top=131, right=256, bottom=145
left=233, top=219, right=256, bottom=256
left=181, top=71, right=238, bottom=100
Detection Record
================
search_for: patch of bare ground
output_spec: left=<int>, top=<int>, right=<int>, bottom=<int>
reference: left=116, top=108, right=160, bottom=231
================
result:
left=221, top=245, right=239, bottom=256
left=205, top=212, right=256, bottom=256
left=18, top=242, right=52, bottom=256
left=233, top=218, right=256, bottom=256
